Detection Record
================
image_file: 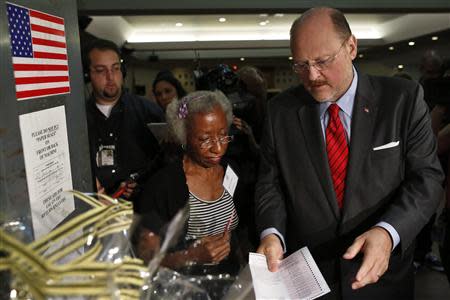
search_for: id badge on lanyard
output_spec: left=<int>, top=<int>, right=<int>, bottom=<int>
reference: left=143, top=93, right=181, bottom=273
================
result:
left=96, top=144, right=116, bottom=167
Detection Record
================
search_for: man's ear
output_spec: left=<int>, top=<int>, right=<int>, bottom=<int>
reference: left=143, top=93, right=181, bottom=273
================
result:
left=348, top=34, right=358, bottom=61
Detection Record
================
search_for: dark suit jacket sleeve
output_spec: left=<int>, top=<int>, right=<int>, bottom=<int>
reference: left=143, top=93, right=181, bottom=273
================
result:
left=380, top=83, right=443, bottom=254
left=254, top=101, right=287, bottom=238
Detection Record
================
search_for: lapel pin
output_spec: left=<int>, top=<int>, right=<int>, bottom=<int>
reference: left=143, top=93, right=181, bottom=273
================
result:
left=363, top=107, right=369, bottom=113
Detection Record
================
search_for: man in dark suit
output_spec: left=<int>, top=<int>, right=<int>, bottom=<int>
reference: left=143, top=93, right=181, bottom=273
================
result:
left=255, top=7, right=443, bottom=299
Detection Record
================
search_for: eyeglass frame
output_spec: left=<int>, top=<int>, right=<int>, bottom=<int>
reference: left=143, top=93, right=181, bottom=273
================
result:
left=199, top=135, right=234, bottom=149
left=291, top=37, right=349, bottom=74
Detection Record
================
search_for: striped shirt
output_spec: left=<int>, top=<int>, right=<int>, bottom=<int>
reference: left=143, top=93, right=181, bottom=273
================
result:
left=186, top=189, right=239, bottom=239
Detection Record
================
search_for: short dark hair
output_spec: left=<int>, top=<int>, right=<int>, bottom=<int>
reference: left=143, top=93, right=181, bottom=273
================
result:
left=152, top=70, right=187, bottom=99
left=83, top=39, right=121, bottom=69
left=290, top=7, right=352, bottom=43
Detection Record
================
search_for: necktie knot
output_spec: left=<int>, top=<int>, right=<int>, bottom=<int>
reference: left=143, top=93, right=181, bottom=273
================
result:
left=328, top=103, right=340, bottom=119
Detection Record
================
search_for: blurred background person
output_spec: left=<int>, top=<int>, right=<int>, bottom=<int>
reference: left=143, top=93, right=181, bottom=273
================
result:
left=419, top=49, right=446, bottom=110
left=430, top=61, right=450, bottom=283
left=234, top=65, right=268, bottom=145
left=229, top=65, right=268, bottom=250
left=83, top=39, right=163, bottom=200
left=135, top=90, right=247, bottom=276
left=152, top=70, right=187, bottom=111
left=147, top=71, right=188, bottom=165
left=413, top=50, right=449, bottom=273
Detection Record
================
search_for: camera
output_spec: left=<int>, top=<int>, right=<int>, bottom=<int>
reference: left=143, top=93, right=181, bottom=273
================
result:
left=194, top=64, right=257, bottom=119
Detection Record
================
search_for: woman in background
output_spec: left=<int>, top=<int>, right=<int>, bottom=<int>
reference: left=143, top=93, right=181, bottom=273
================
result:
left=150, top=71, right=188, bottom=165
left=152, top=70, right=187, bottom=111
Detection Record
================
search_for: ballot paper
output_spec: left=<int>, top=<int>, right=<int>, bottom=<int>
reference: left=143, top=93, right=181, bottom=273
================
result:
left=249, top=247, right=330, bottom=300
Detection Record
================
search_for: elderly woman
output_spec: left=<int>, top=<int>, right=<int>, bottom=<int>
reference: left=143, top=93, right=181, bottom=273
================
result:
left=136, top=90, right=243, bottom=275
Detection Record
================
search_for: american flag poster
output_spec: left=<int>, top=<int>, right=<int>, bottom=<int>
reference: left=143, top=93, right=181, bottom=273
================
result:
left=6, top=3, right=70, bottom=100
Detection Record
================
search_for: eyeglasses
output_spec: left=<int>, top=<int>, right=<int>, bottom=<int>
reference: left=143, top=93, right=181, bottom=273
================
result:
left=292, top=39, right=348, bottom=74
left=200, top=135, right=233, bottom=149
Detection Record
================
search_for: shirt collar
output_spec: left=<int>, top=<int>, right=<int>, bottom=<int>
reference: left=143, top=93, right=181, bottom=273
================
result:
left=319, top=66, right=358, bottom=120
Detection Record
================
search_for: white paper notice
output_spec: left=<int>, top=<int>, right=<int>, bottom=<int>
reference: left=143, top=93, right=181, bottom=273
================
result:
left=19, top=106, right=75, bottom=239
left=249, top=247, right=330, bottom=300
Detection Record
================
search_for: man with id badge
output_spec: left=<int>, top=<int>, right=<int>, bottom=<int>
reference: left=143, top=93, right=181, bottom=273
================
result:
left=83, top=39, right=163, bottom=200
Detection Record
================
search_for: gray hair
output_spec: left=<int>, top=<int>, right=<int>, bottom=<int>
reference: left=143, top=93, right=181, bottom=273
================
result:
left=165, top=90, right=233, bottom=145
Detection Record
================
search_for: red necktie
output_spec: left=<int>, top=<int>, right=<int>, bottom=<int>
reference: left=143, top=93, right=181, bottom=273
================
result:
left=326, top=104, right=348, bottom=209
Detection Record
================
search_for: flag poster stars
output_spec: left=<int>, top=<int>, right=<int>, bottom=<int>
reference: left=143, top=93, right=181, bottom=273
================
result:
left=6, top=3, right=71, bottom=100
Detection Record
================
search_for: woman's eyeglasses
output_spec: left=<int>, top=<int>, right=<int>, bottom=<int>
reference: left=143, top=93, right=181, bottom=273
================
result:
left=199, top=135, right=234, bottom=149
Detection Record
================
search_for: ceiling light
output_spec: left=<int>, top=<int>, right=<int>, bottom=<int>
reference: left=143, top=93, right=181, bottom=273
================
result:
left=128, top=26, right=382, bottom=43
left=398, top=64, right=404, bottom=69
left=259, top=14, right=268, bottom=17
left=388, top=46, right=394, bottom=51
left=352, top=27, right=382, bottom=39
left=128, top=32, right=291, bottom=42
left=275, top=13, right=284, bottom=17
left=358, top=54, right=364, bottom=58
left=175, top=22, right=183, bottom=27
left=219, top=17, right=226, bottom=23
left=288, top=56, right=293, bottom=60
left=432, top=36, right=439, bottom=41
left=408, top=41, right=415, bottom=46
left=240, top=57, right=245, bottom=61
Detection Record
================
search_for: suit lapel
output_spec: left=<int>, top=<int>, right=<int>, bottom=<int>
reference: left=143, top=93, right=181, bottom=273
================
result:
left=342, top=74, right=378, bottom=219
left=298, top=95, right=340, bottom=220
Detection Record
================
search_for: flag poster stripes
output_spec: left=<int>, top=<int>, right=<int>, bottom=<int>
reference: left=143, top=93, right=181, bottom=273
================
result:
left=6, top=2, right=71, bottom=100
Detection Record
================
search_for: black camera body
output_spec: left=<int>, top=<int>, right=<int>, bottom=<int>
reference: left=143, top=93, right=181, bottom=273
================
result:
left=194, top=64, right=256, bottom=118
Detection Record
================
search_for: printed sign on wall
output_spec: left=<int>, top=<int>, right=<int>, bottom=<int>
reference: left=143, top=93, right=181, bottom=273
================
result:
left=19, top=106, right=74, bottom=238
left=6, top=2, right=70, bottom=100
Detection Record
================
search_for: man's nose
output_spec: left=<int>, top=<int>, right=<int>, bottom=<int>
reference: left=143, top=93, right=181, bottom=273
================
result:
left=307, top=65, right=321, bottom=81
left=105, top=69, right=114, bottom=80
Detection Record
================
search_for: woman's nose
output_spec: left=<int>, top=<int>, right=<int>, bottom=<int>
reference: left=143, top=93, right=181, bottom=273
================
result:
left=209, top=140, right=224, bottom=153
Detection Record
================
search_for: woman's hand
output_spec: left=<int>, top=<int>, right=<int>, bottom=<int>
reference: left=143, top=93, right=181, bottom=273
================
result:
left=187, top=232, right=231, bottom=264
